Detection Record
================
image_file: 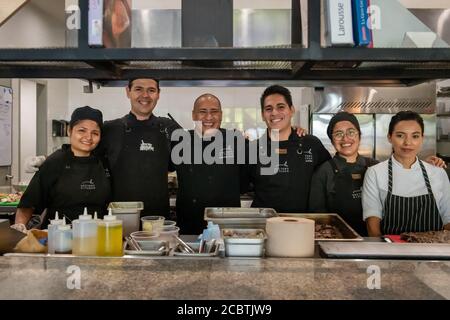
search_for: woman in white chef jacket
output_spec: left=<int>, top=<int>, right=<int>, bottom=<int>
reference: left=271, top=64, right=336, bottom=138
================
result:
left=362, top=111, right=450, bottom=236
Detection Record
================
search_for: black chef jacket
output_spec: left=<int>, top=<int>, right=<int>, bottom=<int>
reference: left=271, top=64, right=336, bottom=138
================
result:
left=18, top=144, right=111, bottom=228
left=250, top=129, right=331, bottom=213
left=174, top=129, right=249, bottom=235
left=100, top=113, right=179, bottom=218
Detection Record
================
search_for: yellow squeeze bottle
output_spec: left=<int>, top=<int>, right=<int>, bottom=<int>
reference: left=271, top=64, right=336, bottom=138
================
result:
left=97, top=208, right=123, bottom=257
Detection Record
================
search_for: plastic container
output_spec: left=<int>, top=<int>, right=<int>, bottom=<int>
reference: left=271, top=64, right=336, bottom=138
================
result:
left=155, top=225, right=180, bottom=249
left=54, top=217, right=73, bottom=254
left=47, top=211, right=63, bottom=254
left=163, top=220, right=176, bottom=227
left=108, top=202, right=143, bottom=238
left=130, top=231, right=161, bottom=250
left=97, top=209, right=123, bottom=257
left=72, top=208, right=98, bottom=256
left=222, top=228, right=266, bottom=257
left=141, top=216, right=165, bottom=233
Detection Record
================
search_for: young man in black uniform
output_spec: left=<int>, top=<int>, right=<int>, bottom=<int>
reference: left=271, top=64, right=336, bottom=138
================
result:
left=172, top=94, right=248, bottom=234
left=100, top=78, right=179, bottom=218
left=250, top=85, right=331, bottom=213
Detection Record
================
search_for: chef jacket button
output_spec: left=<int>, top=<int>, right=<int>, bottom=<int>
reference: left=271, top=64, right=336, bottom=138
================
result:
left=192, top=198, right=197, bottom=204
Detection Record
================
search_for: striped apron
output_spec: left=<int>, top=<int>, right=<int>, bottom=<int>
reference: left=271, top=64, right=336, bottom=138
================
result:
left=381, top=157, right=443, bottom=235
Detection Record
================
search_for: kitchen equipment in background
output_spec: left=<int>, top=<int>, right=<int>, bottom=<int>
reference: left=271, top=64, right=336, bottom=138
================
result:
left=108, top=201, right=143, bottom=237
left=312, top=82, right=437, bottom=161
left=265, top=217, right=315, bottom=257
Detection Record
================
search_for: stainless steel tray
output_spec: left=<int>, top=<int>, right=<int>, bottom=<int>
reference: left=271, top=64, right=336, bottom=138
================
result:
left=279, top=213, right=363, bottom=241
left=172, top=241, right=221, bottom=257
left=204, top=207, right=278, bottom=229
left=319, top=242, right=450, bottom=259
left=222, top=228, right=267, bottom=257
left=124, top=239, right=169, bottom=256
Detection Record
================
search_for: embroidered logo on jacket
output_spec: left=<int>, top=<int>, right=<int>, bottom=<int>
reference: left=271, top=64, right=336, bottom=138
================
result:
left=140, top=140, right=155, bottom=152
left=275, top=161, right=290, bottom=173
left=80, top=179, right=96, bottom=190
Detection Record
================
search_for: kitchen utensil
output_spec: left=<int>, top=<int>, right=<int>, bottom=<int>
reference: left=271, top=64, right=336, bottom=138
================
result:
left=174, top=235, right=195, bottom=254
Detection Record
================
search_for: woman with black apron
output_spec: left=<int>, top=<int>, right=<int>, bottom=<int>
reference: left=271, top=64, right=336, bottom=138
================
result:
left=363, top=111, right=450, bottom=236
left=14, top=106, right=111, bottom=230
left=309, top=112, right=378, bottom=236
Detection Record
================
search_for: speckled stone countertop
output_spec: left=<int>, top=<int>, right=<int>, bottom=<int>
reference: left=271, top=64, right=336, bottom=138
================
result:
left=0, top=255, right=449, bottom=299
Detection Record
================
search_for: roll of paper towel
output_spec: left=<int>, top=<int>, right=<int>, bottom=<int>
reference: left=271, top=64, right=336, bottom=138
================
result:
left=266, top=217, right=315, bottom=257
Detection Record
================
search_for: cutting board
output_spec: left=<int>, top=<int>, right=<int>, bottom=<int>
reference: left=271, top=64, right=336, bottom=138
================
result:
left=0, top=202, right=19, bottom=206
left=319, top=242, right=450, bottom=260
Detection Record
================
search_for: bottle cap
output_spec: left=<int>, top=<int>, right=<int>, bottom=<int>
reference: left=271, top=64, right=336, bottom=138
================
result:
left=103, top=208, right=117, bottom=221
left=94, top=211, right=98, bottom=220
left=50, top=211, right=63, bottom=225
left=79, top=207, right=92, bottom=220
left=57, top=217, right=71, bottom=231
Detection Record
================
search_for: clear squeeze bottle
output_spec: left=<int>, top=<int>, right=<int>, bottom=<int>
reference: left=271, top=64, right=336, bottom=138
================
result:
left=54, top=217, right=73, bottom=254
left=97, top=209, right=123, bottom=257
left=72, top=208, right=98, bottom=256
left=48, top=211, right=63, bottom=254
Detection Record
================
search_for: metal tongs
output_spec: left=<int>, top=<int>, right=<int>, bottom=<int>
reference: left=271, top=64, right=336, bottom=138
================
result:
left=126, top=236, right=142, bottom=251
left=174, top=235, right=196, bottom=254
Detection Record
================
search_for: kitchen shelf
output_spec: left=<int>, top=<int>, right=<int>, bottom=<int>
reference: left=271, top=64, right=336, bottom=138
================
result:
left=0, top=0, right=450, bottom=84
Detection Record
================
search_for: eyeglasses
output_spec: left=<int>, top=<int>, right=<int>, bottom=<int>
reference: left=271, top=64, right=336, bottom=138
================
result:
left=332, top=129, right=359, bottom=140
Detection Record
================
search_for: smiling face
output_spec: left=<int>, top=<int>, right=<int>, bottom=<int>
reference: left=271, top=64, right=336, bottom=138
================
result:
left=331, top=120, right=360, bottom=160
left=192, top=95, right=222, bottom=135
left=388, top=120, right=424, bottom=160
left=261, top=93, right=294, bottom=137
left=126, top=79, right=160, bottom=120
left=69, top=120, right=101, bottom=156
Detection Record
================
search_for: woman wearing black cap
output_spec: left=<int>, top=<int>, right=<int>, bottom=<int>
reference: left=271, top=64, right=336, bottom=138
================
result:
left=14, top=106, right=111, bottom=229
left=309, top=112, right=377, bottom=236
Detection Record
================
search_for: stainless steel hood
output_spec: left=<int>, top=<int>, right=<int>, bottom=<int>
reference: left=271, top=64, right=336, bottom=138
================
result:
left=313, top=82, right=436, bottom=114
left=311, top=82, right=437, bottom=161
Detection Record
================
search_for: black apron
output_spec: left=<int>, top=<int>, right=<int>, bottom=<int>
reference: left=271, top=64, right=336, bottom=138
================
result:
left=175, top=129, right=241, bottom=235
left=111, top=118, right=170, bottom=217
left=45, top=152, right=111, bottom=228
left=328, top=158, right=368, bottom=236
left=381, top=158, right=443, bottom=235
left=252, top=134, right=315, bottom=212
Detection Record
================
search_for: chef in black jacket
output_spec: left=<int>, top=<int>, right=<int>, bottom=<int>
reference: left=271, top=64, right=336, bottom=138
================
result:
left=173, top=94, right=248, bottom=235
left=15, top=106, right=111, bottom=229
left=250, top=85, right=331, bottom=212
left=99, top=78, right=179, bottom=218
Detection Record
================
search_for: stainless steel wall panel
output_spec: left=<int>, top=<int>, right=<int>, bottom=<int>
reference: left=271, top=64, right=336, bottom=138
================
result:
left=132, top=9, right=181, bottom=48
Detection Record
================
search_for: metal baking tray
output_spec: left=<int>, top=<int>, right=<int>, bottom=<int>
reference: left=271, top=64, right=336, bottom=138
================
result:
left=222, top=228, right=267, bottom=257
left=124, top=240, right=169, bottom=256
left=204, top=207, right=278, bottom=229
left=172, top=241, right=221, bottom=257
left=319, top=242, right=450, bottom=260
left=279, top=213, right=363, bottom=241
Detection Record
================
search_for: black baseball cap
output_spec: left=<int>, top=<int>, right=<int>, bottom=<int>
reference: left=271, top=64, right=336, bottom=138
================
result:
left=70, top=106, right=103, bottom=129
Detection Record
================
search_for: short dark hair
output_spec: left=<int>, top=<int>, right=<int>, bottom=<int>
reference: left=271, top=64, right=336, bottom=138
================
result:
left=388, top=111, right=424, bottom=136
left=128, top=78, right=160, bottom=92
left=260, top=85, right=293, bottom=111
